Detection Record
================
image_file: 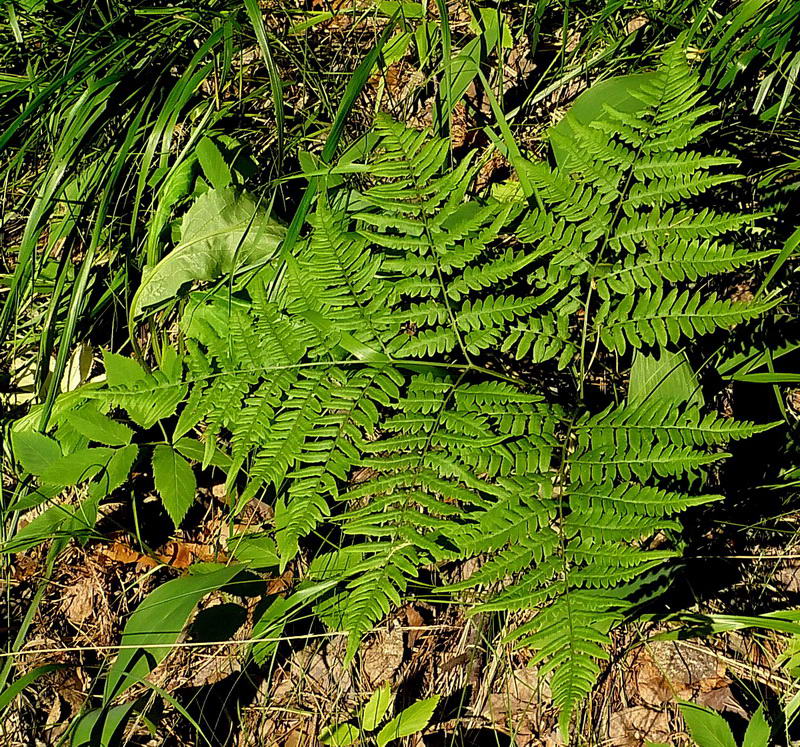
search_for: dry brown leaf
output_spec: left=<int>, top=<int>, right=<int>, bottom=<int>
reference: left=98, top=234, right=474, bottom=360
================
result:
left=405, top=605, right=425, bottom=647
left=266, top=568, right=294, bottom=595
left=361, top=628, right=404, bottom=687
left=96, top=539, right=227, bottom=570
left=634, top=641, right=728, bottom=706
left=607, top=706, right=672, bottom=747
left=157, top=540, right=229, bottom=568
left=61, top=576, right=96, bottom=626
left=625, top=15, right=649, bottom=34
left=96, top=540, right=155, bottom=567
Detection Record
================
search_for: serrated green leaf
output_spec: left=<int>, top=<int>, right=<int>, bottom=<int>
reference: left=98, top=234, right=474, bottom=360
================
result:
left=196, top=137, right=231, bottom=191
left=12, top=430, right=61, bottom=475
left=71, top=404, right=134, bottom=446
left=742, top=705, right=771, bottom=747
left=319, top=722, right=360, bottom=746
left=376, top=695, right=439, bottom=747
left=102, top=350, right=146, bottom=387
left=228, top=533, right=280, bottom=569
left=89, top=444, right=138, bottom=499
left=151, top=444, right=196, bottom=526
left=361, top=684, right=392, bottom=731
left=37, top=447, right=115, bottom=486
left=679, top=702, right=737, bottom=747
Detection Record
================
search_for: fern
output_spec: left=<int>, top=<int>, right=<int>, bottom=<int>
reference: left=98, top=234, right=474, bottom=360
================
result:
left=59, top=41, right=780, bottom=733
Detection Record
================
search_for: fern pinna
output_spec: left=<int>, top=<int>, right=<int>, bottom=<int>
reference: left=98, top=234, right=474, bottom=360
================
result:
left=44, top=43, right=775, bottom=731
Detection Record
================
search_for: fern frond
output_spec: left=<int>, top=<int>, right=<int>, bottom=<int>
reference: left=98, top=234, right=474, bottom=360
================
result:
left=596, top=241, right=776, bottom=299
left=96, top=353, right=186, bottom=430
left=598, top=289, right=777, bottom=354
left=502, top=314, right=577, bottom=367
left=568, top=482, right=719, bottom=517
left=609, top=208, right=764, bottom=253
left=499, top=591, right=623, bottom=733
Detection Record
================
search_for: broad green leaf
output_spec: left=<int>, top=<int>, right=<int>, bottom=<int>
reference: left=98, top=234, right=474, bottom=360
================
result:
left=742, top=705, right=771, bottom=747
left=151, top=444, right=196, bottom=526
left=36, top=447, right=115, bottom=486
left=3, top=497, right=97, bottom=554
left=173, top=437, right=232, bottom=469
left=103, top=350, right=147, bottom=388
left=3, top=505, right=71, bottom=553
left=679, top=702, right=737, bottom=747
left=71, top=404, right=134, bottom=446
left=89, top=444, right=138, bottom=499
left=319, top=722, right=360, bottom=746
left=628, top=349, right=703, bottom=408
left=251, top=578, right=341, bottom=664
left=550, top=73, right=655, bottom=165
left=196, top=137, right=231, bottom=191
left=228, top=533, right=280, bottom=569
left=12, top=430, right=61, bottom=475
left=376, top=695, right=439, bottom=747
left=103, top=564, right=241, bottom=701
left=71, top=702, right=139, bottom=747
left=131, top=187, right=285, bottom=319
left=362, top=684, right=392, bottom=731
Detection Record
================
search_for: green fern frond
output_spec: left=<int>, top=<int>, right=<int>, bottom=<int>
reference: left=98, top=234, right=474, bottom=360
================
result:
left=500, top=591, right=623, bottom=733
left=596, top=242, right=776, bottom=299
left=598, top=289, right=777, bottom=354
left=94, top=350, right=186, bottom=430
left=76, top=42, right=782, bottom=737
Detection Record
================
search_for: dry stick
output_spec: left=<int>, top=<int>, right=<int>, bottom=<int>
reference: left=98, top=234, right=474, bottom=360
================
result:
left=0, top=625, right=458, bottom=658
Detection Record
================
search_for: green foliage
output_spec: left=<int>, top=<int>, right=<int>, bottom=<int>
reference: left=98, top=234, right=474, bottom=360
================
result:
left=680, top=702, right=772, bottom=747
left=103, top=564, right=241, bottom=703
left=6, top=41, right=779, bottom=736
left=320, top=685, right=440, bottom=747
left=131, top=187, right=286, bottom=320
left=151, top=444, right=196, bottom=527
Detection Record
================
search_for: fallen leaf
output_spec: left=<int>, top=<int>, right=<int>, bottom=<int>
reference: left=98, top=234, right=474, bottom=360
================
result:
left=607, top=706, right=671, bottom=747
left=633, top=641, right=728, bottom=707
left=361, top=628, right=405, bottom=688
left=625, top=15, right=649, bottom=34
left=404, top=605, right=425, bottom=647
left=96, top=539, right=227, bottom=570
left=97, top=541, right=155, bottom=567
left=61, top=576, right=96, bottom=626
